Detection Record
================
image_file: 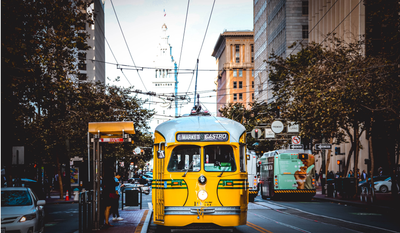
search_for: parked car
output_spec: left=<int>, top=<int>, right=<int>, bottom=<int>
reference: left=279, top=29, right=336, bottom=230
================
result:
left=123, top=183, right=150, bottom=195
left=1, top=187, right=46, bottom=233
left=142, top=174, right=153, bottom=185
left=358, top=175, right=389, bottom=193
left=374, top=177, right=399, bottom=193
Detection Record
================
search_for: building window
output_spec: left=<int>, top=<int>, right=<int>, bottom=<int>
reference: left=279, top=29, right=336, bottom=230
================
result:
left=235, top=45, right=240, bottom=63
left=239, top=69, right=243, bottom=77
left=252, top=81, right=254, bottom=88
left=239, top=93, right=243, bottom=100
left=78, top=74, right=86, bottom=80
left=233, top=81, right=237, bottom=89
left=233, top=69, right=237, bottom=77
left=302, top=25, right=309, bottom=39
left=252, top=70, right=254, bottom=77
left=251, top=44, right=254, bottom=63
left=233, top=93, right=237, bottom=101
left=252, top=93, right=254, bottom=100
left=239, top=81, right=242, bottom=89
left=302, top=1, right=308, bottom=15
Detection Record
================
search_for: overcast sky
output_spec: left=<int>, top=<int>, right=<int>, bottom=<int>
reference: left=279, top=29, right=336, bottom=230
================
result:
left=104, top=0, right=253, bottom=115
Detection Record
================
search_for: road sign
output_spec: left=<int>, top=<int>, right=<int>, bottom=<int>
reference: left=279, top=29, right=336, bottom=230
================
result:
left=134, top=147, right=141, bottom=154
left=251, top=129, right=263, bottom=138
left=314, top=143, right=332, bottom=150
left=271, top=121, right=284, bottom=133
left=292, top=136, right=301, bottom=145
left=287, top=122, right=299, bottom=133
left=289, top=144, right=304, bottom=149
left=264, top=128, right=275, bottom=138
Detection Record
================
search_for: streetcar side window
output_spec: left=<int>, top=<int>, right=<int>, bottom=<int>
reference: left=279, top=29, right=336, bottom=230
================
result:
left=240, top=145, right=246, bottom=172
left=203, top=145, right=236, bottom=172
left=167, top=145, right=201, bottom=172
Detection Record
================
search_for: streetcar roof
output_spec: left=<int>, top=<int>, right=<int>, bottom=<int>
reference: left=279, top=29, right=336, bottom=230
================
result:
left=155, top=115, right=246, bottom=143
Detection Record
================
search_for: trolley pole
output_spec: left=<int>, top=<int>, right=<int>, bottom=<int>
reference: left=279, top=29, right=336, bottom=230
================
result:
left=193, top=59, right=199, bottom=108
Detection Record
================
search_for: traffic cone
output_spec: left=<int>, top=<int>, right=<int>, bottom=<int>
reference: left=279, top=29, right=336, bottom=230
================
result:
left=65, top=190, right=69, bottom=201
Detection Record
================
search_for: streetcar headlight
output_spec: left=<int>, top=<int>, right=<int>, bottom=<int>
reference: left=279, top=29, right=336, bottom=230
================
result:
left=198, top=190, right=208, bottom=201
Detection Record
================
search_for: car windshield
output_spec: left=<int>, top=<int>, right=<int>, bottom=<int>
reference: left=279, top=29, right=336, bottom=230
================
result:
left=1, top=190, right=32, bottom=206
left=204, top=145, right=236, bottom=172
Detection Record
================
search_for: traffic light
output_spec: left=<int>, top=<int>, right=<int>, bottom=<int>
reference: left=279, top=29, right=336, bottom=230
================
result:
left=337, top=160, right=342, bottom=165
left=299, top=153, right=308, bottom=159
left=335, top=147, right=340, bottom=155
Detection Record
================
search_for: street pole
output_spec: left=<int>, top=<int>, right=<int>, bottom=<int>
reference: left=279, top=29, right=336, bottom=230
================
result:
left=321, top=138, right=326, bottom=195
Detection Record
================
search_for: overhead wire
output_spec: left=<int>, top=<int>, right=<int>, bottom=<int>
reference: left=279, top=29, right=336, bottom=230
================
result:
left=86, top=4, right=132, bottom=86
left=110, top=0, right=148, bottom=91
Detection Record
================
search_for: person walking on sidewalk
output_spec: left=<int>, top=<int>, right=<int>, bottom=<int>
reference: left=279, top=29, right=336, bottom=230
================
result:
left=112, top=173, right=124, bottom=221
left=103, top=169, right=118, bottom=228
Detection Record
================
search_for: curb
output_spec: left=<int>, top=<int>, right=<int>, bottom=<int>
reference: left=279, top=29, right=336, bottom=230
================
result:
left=141, top=203, right=153, bottom=233
left=312, top=195, right=396, bottom=212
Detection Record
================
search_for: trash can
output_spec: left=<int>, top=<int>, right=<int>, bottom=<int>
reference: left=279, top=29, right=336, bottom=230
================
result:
left=73, top=188, right=79, bottom=201
left=125, top=189, right=139, bottom=206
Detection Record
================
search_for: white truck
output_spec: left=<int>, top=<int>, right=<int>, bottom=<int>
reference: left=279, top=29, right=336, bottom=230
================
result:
left=247, top=150, right=259, bottom=202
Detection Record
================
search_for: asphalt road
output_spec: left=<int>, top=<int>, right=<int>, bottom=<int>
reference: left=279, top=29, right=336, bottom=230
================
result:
left=43, top=190, right=399, bottom=233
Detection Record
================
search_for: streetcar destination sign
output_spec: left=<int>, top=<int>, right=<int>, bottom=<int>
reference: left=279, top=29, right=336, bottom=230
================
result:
left=314, top=143, right=332, bottom=150
left=176, top=133, right=229, bottom=142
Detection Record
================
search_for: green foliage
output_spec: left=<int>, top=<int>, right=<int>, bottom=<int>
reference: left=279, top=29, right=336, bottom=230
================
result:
left=2, top=0, right=155, bottom=169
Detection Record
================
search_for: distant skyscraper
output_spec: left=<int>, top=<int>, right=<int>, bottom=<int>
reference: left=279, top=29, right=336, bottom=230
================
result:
left=253, top=0, right=308, bottom=103
left=149, top=24, right=178, bottom=134
left=78, top=0, right=105, bottom=84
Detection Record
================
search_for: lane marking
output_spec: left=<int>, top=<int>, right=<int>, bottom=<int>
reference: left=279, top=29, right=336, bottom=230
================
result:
left=246, top=221, right=273, bottom=233
left=270, top=203, right=399, bottom=233
left=252, top=213, right=311, bottom=233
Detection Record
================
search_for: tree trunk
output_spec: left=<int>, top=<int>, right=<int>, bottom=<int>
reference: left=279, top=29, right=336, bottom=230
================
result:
left=354, top=121, right=360, bottom=197
left=343, top=144, right=354, bottom=177
left=56, top=154, right=64, bottom=199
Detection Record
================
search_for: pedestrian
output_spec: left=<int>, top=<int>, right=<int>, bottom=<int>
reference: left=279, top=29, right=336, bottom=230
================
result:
left=112, top=173, right=124, bottom=221
left=335, top=171, right=340, bottom=179
left=348, top=170, right=354, bottom=177
left=44, top=174, right=51, bottom=199
left=378, top=167, right=383, bottom=176
left=362, top=170, right=367, bottom=181
left=315, top=171, right=320, bottom=186
left=102, top=168, right=118, bottom=228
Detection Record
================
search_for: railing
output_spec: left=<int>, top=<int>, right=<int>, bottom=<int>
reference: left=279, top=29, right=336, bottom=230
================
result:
left=78, top=190, right=93, bottom=233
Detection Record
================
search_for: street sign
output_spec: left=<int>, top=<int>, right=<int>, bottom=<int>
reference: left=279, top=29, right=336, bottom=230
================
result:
left=251, top=129, right=263, bottom=138
left=99, top=138, right=125, bottom=143
left=271, top=121, right=284, bottom=133
left=289, top=144, right=304, bottom=149
left=264, top=128, right=275, bottom=138
left=134, top=147, right=141, bottom=154
left=314, top=143, right=332, bottom=150
left=291, top=136, right=301, bottom=145
left=287, top=122, right=299, bottom=133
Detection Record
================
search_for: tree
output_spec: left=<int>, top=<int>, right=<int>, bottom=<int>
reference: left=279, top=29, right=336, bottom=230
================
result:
left=267, top=35, right=399, bottom=194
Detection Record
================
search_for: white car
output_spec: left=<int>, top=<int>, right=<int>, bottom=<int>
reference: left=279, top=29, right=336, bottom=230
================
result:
left=1, top=187, right=46, bottom=233
left=374, top=177, right=399, bottom=193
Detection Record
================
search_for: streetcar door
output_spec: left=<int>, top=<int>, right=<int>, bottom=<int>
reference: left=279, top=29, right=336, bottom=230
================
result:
left=154, top=142, right=165, bottom=223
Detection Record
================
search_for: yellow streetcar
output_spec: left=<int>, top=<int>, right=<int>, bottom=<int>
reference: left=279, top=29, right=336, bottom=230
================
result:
left=152, top=109, right=248, bottom=227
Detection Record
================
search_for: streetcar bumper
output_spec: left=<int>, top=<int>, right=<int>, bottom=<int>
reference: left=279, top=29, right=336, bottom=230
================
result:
left=160, top=206, right=247, bottom=227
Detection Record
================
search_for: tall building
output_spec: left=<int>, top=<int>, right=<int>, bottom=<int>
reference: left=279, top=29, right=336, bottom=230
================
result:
left=212, top=31, right=254, bottom=116
left=148, top=24, right=178, bottom=134
left=253, top=0, right=309, bottom=103
left=78, top=0, right=105, bottom=84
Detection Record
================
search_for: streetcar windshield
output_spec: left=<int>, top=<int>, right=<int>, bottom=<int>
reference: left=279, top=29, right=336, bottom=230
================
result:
left=204, top=145, right=236, bottom=172
left=167, top=145, right=201, bottom=172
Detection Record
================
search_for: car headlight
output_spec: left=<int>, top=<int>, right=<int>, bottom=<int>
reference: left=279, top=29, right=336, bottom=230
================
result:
left=19, top=213, right=36, bottom=222
left=197, top=190, right=208, bottom=201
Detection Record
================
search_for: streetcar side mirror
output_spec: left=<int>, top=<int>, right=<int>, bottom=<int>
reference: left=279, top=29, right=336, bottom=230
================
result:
left=157, top=150, right=165, bottom=159
left=157, top=142, right=165, bottom=159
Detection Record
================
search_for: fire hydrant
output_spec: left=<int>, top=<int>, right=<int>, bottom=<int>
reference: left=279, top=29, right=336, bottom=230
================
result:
left=73, top=188, right=79, bottom=201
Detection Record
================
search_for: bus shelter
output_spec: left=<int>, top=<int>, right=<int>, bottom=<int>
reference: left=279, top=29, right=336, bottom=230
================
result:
left=87, top=122, right=135, bottom=230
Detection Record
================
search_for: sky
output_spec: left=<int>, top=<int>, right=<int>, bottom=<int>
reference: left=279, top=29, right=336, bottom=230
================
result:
left=103, top=0, right=253, bottom=115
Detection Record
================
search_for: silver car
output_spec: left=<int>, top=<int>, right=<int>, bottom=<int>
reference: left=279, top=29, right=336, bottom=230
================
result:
left=1, top=187, right=46, bottom=233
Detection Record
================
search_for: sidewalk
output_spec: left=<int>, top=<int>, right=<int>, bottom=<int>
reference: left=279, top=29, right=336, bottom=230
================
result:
left=312, top=185, right=399, bottom=213
left=45, top=190, right=152, bottom=233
